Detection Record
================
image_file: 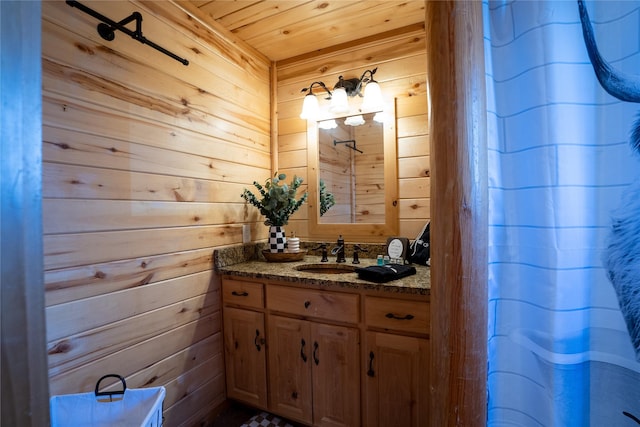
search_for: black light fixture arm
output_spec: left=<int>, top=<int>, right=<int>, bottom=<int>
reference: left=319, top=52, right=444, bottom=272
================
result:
left=334, top=139, right=363, bottom=154
left=301, top=81, right=332, bottom=99
left=334, top=76, right=361, bottom=97
left=359, top=67, right=378, bottom=84
left=334, top=67, right=378, bottom=97
left=66, top=0, right=189, bottom=66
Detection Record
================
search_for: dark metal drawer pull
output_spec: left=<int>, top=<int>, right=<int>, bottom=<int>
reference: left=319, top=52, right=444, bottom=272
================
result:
left=313, top=341, right=319, bottom=365
left=254, top=329, right=263, bottom=351
left=367, top=351, right=375, bottom=377
left=385, top=312, right=414, bottom=320
left=231, top=291, right=249, bottom=297
left=304, top=300, right=311, bottom=308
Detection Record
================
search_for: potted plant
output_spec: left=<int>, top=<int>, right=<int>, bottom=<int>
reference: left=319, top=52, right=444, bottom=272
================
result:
left=241, top=172, right=308, bottom=252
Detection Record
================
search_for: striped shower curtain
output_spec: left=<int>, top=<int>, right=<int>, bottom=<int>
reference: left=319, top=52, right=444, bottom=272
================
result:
left=484, top=1, right=640, bottom=425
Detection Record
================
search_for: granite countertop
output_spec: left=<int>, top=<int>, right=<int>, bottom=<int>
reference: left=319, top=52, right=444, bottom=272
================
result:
left=215, top=244, right=430, bottom=295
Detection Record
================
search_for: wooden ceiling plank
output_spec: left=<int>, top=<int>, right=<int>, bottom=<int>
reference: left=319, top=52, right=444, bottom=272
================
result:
left=189, top=0, right=213, bottom=7
left=188, top=0, right=426, bottom=61
left=232, top=1, right=393, bottom=41
left=276, top=30, right=426, bottom=86
left=198, top=1, right=265, bottom=20
left=276, top=23, right=425, bottom=69
left=249, top=1, right=425, bottom=60
left=212, top=1, right=310, bottom=31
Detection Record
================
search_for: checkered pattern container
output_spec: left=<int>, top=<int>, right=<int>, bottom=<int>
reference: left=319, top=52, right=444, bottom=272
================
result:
left=269, top=226, right=286, bottom=252
left=50, top=375, right=165, bottom=427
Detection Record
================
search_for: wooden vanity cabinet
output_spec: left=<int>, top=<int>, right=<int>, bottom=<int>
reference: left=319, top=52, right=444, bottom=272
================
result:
left=363, top=296, right=430, bottom=427
left=221, top=275, right=430, bottom=427
left=310, top=323, right=360, bottom=427
left=221, top=279, right=268, bottom=409
left=364, top=332, right=429, bottom=427
left=267, top=285, right=361, bottom=427
left=267, top=315, right=313, bottom=423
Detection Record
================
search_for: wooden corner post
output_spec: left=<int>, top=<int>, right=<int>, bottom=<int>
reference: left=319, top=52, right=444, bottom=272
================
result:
left=426, top=1, right=489, bottom=426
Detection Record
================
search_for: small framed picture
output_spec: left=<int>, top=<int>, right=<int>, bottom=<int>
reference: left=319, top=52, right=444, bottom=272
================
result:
left=386, top=237, right=409, bottom=263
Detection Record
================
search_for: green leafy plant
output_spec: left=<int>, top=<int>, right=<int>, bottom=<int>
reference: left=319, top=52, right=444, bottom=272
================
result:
left=319, top=179, right=335, bottom=217
left=241, top=172, right=308, bottom=226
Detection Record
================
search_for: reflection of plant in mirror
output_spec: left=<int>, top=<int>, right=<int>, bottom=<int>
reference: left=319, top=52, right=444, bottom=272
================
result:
left=241, top=173, right=308, bottom=226
left=319, top=179, right=335, bottom=217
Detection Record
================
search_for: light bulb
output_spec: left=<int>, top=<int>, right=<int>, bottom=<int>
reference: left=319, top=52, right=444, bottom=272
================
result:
left=300, top=94, right=319, bottom=120
left=329, top=87, right=349, bottom=114
left=361, top=81, right=383, bottom=111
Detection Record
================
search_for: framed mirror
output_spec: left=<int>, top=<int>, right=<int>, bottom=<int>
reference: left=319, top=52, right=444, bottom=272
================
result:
left=307, top=100, right=398, bottom=242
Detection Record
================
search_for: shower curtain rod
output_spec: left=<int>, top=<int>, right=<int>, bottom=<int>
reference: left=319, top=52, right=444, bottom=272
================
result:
left=66, top=0, right=189, bottom=66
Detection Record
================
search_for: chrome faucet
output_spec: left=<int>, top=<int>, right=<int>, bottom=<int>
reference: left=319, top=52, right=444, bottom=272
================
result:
left=331, top=235, right=346, bottom=263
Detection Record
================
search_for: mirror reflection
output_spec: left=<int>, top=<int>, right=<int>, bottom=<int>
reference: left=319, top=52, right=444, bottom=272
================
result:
left=307, top=99, right=397, bottom=241
left=317, top=112, right=385, bottom=224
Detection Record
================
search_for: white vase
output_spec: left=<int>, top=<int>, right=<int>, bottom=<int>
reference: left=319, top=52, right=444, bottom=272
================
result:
left=269, top=226, right=286, bottom=253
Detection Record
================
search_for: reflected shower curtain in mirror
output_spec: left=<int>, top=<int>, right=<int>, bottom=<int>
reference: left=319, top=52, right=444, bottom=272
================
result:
left=484, top=1, right=640, bottom=425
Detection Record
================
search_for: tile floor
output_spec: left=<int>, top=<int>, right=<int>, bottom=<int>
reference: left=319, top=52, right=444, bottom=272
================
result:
left=207, top=402, right=301, bottom=427
left=208, top=402, right=257, bottom=427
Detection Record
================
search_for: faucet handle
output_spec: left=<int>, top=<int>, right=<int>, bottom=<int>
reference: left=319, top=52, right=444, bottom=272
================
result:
left=313, top=243, right=329, bottom=262
left=352, top=244, right=367, bottom=264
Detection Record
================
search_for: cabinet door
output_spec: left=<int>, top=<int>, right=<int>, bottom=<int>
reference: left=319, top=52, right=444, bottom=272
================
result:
left=311, top=323, right=360, bottom=427
left=268, top=316, right=313, bottom=425
left=364, top=331, right=429, bottom=427
left=223, top=307, right=267, bottom=409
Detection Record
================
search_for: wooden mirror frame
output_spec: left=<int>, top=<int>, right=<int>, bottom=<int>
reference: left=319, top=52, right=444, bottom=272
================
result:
left=306, top=99, right=398, bottom=242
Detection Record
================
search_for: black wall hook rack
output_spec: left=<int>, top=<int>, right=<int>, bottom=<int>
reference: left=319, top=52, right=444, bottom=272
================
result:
left=66, top=0, right=189, bottom=66
left=333, top=139, right=363, bottom=154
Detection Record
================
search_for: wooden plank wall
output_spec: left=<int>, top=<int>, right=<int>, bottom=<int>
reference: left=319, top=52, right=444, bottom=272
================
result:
left=41, top=1, right=271, bottom=425
left=276, top=25, right=430, bottom=242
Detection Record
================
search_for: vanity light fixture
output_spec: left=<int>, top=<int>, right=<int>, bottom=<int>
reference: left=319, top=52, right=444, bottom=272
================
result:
left=329, top=83, right=350, bottom=114
left=361, top=78, right=383, bottom=111
left=299, top=67, right=384, bottom=120
left=300, top=81, right=332, bottom=120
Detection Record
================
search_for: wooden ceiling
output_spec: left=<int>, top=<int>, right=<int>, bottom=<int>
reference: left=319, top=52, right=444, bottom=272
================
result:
left=187, top=1, right=426, bottom=62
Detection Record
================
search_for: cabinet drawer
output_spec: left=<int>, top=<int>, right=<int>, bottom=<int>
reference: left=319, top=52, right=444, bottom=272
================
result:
left=267, top=286, right=359, bottom=324
left=365, top=296, right=429, bottom=335
left=222, top=279, right=264, bottom=309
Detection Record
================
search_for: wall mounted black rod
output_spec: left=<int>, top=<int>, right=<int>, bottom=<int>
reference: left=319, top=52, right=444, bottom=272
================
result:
left=66, top=0, right=189, bottom=66
left=333, top=139, right=363, bottom=154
